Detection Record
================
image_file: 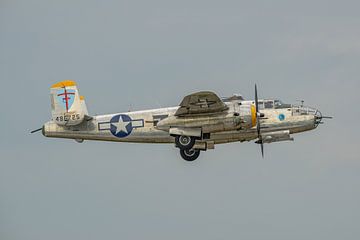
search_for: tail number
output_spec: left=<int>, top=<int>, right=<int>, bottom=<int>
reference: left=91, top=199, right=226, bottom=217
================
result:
left=55, top=114, right=81, bottom=122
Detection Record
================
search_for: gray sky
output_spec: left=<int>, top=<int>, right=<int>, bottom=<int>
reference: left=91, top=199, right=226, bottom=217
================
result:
left=1, top=0, right=360, bottom=239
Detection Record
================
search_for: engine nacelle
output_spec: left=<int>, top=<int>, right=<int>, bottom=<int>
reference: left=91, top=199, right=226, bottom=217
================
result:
left=237, top=104, right=257, bottom=129
left=157, top=103, right=257, bottom=134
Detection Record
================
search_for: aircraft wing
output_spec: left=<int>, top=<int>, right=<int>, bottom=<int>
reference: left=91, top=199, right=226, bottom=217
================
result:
left=175, top=91, right=228, bottom=116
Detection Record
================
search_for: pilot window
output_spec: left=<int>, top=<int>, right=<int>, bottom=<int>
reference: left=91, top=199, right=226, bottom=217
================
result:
left=274, top=100, right=281, bottom=108
left=274, top=100, right=291, bottom=109
left=264, top=101, right=274, bottom=109
left=257, top=101, right=264, bottom=110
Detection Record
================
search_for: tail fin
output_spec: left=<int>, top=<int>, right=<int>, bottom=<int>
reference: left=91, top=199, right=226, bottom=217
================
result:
left=50, top=80, right=89, bottom=126
left=79, top=95, right=89, bottom=116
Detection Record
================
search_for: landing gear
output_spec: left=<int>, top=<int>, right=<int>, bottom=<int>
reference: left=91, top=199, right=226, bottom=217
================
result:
left=180, top=149, right=200, bottom=161
left=175, top=135, right=200, bottom=161
left=175, top=135, right=196, bottom=150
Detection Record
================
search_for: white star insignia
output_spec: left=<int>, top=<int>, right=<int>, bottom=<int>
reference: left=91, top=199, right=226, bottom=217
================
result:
left=111, top=116, right=130, bottom=135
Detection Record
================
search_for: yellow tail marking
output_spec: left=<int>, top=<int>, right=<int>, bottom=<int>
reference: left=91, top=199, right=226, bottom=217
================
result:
left=51, top=80, right=77, bottom=88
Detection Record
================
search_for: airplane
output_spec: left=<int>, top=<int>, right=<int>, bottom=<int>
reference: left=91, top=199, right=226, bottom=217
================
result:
left=31, top=80, right=332, bottom=161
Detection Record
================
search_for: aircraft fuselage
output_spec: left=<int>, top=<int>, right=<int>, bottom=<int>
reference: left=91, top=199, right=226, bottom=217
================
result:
left=42, top=102, right=317, bottom=145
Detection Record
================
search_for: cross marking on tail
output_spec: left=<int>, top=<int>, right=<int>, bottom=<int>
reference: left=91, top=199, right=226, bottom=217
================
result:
left=57, top=88, right=75, bottom=112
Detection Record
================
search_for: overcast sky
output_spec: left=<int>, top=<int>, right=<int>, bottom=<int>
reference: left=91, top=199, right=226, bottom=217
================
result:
left=1, top=1, right=360, bottom=239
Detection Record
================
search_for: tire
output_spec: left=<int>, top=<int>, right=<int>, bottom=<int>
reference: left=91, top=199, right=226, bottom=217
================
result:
left=180, top=149, right=200, bottom=161
left=175, top=135, right=196, bottom=150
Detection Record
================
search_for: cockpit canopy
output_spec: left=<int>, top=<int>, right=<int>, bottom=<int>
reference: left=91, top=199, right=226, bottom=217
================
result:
left=257, top=99, right=292, bottom=109
left=222, top=95, right=291, bottom=110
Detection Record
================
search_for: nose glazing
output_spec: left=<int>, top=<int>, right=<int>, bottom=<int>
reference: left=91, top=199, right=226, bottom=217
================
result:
left=294, top=106, right=321, bottom=127
left=314, top=109, right=323, bottom=127
left=295, top=106, right=317, bottom=115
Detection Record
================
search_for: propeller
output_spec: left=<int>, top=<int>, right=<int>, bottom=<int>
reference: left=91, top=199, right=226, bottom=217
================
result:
left=255, top=84, right=264, bottom=158
left=30, top=127, right=43, bottom=134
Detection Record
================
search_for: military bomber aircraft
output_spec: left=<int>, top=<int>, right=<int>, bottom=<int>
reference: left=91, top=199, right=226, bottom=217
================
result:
left=31, top=80, right=332, bottom=161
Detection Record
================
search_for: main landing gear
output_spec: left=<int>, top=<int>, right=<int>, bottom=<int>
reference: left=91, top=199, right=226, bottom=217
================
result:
left=179, top=148, right=200, bottom=161
left=175, top=135, right=201, bottom=161
left=175, top=135, right=196, bottom=150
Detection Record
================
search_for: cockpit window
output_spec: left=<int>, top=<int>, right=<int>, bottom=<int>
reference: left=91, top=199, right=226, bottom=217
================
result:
left=264, top=101, right=274, bottom=109
left=274, top=100, right=292, bottom=109
left=274, top=100, right=282, bottom=107
left=257, top=101, right=264, bottom=110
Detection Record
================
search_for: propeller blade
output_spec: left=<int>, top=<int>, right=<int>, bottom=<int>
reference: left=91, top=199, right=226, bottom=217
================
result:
left=30, top=127, right=42, bottom=134
left=255, top=84, right=259, bottom=113
left=255, top=84, right=260, bottom=135
left=255, top=84, right=264, bottom=158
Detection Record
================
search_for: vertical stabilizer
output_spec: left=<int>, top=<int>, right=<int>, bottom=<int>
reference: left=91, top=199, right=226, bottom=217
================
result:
left=50, top=80, right=87, bottom=126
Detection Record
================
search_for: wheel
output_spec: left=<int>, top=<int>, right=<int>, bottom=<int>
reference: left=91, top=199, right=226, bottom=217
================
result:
left=175, top=135, right=196, bottom=150
left=180, top=149, right=200, bottom=161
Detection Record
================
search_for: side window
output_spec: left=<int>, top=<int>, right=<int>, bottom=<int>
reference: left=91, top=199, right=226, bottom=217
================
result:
left=264, top=101, right=274, bottom=109
left=274, top=100, right=281, bottom=108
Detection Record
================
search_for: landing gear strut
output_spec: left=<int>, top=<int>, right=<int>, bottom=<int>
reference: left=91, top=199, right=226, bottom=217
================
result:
left=175, top=135, right=196, bottom=150
left=180, top=149, right=200, bottom=161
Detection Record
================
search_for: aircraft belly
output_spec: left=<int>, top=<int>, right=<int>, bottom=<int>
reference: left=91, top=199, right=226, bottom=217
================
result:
left=117, top=128, right=174, bottom=143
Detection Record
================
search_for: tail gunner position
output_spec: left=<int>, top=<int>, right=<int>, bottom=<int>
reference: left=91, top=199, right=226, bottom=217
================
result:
left=31, top=80, right=332, bottom=161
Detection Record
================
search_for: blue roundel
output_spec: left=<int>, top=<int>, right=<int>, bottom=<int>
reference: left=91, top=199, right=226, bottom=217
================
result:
left=110, top=114, right=133, bottom=138
left=278, top=113, right=285, bottom=121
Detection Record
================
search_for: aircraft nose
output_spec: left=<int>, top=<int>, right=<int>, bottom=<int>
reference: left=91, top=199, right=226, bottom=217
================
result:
left=313, top=108, right=333, bottom=127
left=296, top=106, right=321, bottom=127
left=314, top=109, right=322, bottom=127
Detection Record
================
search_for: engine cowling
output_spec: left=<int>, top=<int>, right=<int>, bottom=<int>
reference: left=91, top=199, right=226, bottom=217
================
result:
left=236, top=104, right=257, bottom=130
left=156, top=103, right=257, bottom=134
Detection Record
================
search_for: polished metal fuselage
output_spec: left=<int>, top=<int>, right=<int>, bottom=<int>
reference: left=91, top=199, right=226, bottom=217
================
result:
left=43, top=102, right=317, bottom=144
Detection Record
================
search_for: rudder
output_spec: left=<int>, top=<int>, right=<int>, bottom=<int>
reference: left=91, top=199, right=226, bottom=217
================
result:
left=50, top=80, right=88, bottom=126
